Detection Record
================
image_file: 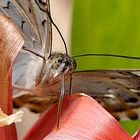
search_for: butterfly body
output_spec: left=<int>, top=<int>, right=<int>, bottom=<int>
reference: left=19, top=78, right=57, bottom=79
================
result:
left=39, top=53, right=76, bottom=84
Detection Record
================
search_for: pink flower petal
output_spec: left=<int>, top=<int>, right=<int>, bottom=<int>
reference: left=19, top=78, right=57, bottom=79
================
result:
left=132, top=128, right=140, bottom=140
left=0, top=13, right=24, bottom=140
left=23, top=93, right=132, bottom=140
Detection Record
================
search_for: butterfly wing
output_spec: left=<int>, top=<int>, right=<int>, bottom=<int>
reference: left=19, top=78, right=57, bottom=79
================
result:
left=69, top=70, right=140, bottom=120
left=13, top=70, right=140, bottom=120
left=0, top=0, right=52, bottom=92
left=0, top=0, right=52, bottom=52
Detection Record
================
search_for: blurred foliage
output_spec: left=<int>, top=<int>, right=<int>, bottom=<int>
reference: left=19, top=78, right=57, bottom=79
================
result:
left=71, top=0, right=140, bottom=70
left=71, top=0, right=140, bottom=135
left=120, top=120, right=140, bottom=135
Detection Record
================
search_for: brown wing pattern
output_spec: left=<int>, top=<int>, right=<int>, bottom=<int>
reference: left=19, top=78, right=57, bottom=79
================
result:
left=13, top=70, right=140, bottom=120
left=70, top=70, right=140, bottom=120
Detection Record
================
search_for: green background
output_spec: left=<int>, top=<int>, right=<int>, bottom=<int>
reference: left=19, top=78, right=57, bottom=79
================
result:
left=71, top=0, right=140, bottom=135
left=71, top=0, right=140, bottom=70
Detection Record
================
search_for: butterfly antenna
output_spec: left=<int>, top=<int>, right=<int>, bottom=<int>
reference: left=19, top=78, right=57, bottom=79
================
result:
left=72, top=53, right=140, bottom=60
left=46, top=9, right=68, bottom=55
left=45, top=0, right=52, bottom=58
left=56, top=73, right=65, bottom=129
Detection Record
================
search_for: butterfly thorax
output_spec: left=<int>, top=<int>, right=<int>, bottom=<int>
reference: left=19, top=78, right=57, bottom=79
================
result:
left=49, top=53, right=76, bottom=72
left=38, top=53, right=76, bottom=84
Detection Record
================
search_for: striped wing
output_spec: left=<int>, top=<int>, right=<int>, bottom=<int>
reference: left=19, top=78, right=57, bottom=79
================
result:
left=13, top=70, right=140, bottom=120
left=0, top=0, right=51, bottom=53
left=0, top=0, right=52, bottom=92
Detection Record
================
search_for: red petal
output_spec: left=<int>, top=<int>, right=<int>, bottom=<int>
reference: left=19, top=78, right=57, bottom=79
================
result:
left=0, top=13, right=24, bottom=139
left=132, top=128, right=140, bottom=140
left=23, top=93, right=132, bottom=140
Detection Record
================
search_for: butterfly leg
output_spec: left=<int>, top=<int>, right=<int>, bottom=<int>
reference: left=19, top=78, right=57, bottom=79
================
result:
left=56, top=73, right=65, bottom=129
left=69, top=75, right=73, bottom=95
left=22, top=46, right=45, bottom=60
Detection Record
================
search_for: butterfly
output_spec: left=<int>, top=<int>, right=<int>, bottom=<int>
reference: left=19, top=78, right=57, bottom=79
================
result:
left=1, top=0, right=140, bottom=122
left=0, top=0, right=76, bottom=126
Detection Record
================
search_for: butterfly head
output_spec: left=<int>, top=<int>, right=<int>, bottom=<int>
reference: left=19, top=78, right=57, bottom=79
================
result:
left=49, top=53, right=76, bottom=77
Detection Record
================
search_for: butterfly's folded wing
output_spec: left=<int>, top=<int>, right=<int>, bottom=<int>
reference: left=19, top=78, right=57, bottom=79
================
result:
left=0, top=0, right=51, bottom=52
left=13, top=70, right=140, bottom=120
left=68, top=70, right=140, bottom=120
left=0, top=0, right=52, bottom=93
left=12, top=50, right=43, bottom=93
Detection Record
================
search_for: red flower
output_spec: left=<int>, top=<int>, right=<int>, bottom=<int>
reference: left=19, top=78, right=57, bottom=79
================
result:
left=23, top=94, right=140, bottom=140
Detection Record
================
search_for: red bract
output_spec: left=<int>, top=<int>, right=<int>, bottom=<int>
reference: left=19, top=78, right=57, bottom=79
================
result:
left=0, top=13, right=24, bottom=140
left=132, top=128, right=140, bottom=140
left=22, top=93, right=139, bottom=140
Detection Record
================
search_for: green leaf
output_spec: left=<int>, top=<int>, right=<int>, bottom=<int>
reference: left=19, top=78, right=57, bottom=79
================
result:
left=120, top=120, right=140, bottom=135
left=71, top=0, right=140, bottom=70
